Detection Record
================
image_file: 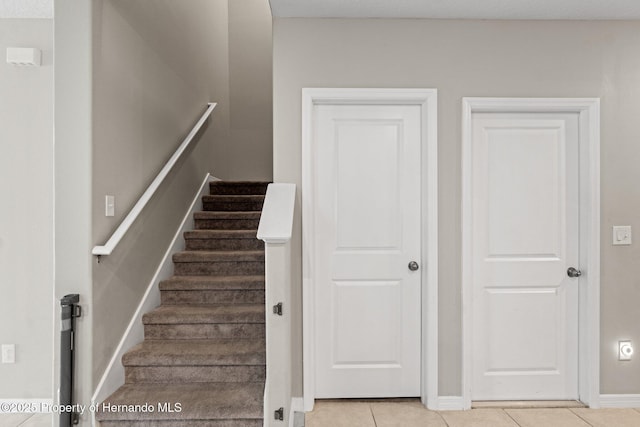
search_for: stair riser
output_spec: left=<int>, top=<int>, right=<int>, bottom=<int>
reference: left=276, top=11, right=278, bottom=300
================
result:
left=144, top=324, right=265, bottom=340
left=174, top=261, right=264, bottom=276
left=209, top=182, right=269, bottom=195
left=194, top=219, right=260, bottom=230
left=184, top=239, right=264, bottom=251
left=159, top=280, right=266, bottom=292
left=125, top=366, right=265, bottom=384
left=161, top=290, right=265, bottom=305
left=203, top=201, right=264, bottom=211
left=100, top=421, right=262, bottom=427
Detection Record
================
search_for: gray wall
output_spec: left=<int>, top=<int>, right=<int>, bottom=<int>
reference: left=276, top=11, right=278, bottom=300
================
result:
left=273, top=18, right=640, bottom=396
left=220, top=0, right=273, bottom=180
left=91, top=0, right=220, bottom=387
left=0, top=18, right=53, bottom=399
left=107, top=0, right=273, bottom=183
left=54, top=0, right=94, bottom=417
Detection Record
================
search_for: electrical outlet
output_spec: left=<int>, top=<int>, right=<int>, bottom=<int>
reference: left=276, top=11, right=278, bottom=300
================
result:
left=1, top=344, right=15, bottom=363
left=619, top=341, right=633, bottom=361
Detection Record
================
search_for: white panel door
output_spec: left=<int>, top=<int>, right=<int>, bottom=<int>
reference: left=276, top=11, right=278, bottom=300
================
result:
left=471, top=112, right=580, bottom=400
left=313, top=104, right=421, bottom=398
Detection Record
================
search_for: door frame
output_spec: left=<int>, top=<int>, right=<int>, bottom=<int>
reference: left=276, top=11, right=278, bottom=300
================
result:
left=461, top=97, right=601, bottom=409
left=302, top=88, right=439, bottom=411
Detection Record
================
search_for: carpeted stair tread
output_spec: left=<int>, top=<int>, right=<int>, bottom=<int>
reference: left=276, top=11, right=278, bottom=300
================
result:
left=99, top=421, right=261, bottom=427
left=184, top=230, right=258, bottom=239
left=100, top=421, right=261, bottom=427
left=193, top=211, right=261, bottom=230
left=161, top=289, right=264, bottom=305
left=125, top=364, right=265, bottom=385
left=96, top=382, right=263, bottom=422
left=123, top=339, right=265, bottom=366
left=202, top=195, right=265, bottom=212
left=159, top=275, right=265, bottom=291
left=202, top=195, right=265, bottom=203
left=173, top=250, right=263, bottom=263
left=209, top=181, right=270, bottom=195
left=193, top=211, right=262, bottom=220
left=143, top=304, right=264, bottom=325
left=144, top=323, right=265, bottom=340
left=184, top=230, right=263, bottom=251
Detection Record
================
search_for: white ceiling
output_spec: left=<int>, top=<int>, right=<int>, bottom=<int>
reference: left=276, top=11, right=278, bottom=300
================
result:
left=0, top=0, right=52, bottom=18
left=270, top=0, right=640, bottom=20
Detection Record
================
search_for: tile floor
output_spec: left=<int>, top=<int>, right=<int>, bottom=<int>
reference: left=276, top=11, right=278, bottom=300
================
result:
left=2, top=403, right=639, bottom=427
left=305, top=400, right=640, bottom=427
left=0, top=413, right=52, bottom=427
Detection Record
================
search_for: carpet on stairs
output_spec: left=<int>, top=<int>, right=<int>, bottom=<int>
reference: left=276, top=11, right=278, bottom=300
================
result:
left=96, top=181, right=269, bottom=426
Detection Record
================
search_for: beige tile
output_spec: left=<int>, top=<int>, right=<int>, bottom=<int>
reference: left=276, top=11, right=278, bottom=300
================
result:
left=506, top=408, right=590, bottom=427
left=0, top=414, right=32, bottom=426
left=20, top=413, right=52, bottom=427
left=440, top=408, right=519, bottom=427
left=305, top=401, right=376, bottom=427
left=371, top=401, right=447, bottom=427
left=572, top=408, right=640, bottom=427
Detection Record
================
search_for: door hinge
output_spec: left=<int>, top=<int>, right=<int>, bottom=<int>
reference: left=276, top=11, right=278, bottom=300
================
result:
left=273, top=302, right=283, bottom=316
left=274, top=407, right=284, bottom=421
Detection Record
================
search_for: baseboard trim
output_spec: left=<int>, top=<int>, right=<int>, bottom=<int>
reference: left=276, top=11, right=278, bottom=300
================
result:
left=289, top=397, right=304, bottom=427
left=599, top=394, right=640, bottom=408
left=91, top=173, right=217, bottom=406
left=431, top=395, right=640, bottom=410
left=0, top=399, right=53, bottom=413
left=435, top=396, right=465, bottom=411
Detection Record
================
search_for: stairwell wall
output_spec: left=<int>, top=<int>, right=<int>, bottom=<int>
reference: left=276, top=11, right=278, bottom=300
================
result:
left=218, top=0, right=273, bottom=181
left=91, top=0, right=224, bottom=397
left=0, top=18, right=53, bottom=400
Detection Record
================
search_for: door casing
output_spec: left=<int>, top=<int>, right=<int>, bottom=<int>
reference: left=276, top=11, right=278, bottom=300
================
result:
left=461, top=97, right=601, bottom=409
left=302, top=88, right=439, bottom=411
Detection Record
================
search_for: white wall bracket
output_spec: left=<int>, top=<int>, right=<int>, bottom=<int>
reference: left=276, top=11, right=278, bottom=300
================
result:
left=6, top=48, right=41, bottom=66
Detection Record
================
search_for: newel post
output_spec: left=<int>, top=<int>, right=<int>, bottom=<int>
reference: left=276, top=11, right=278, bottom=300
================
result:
left=257, top=184, right=296, bottom=426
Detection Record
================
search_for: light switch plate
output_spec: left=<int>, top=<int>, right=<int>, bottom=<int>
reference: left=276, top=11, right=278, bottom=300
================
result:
left=105, top=195, right=115, bottom=217
left=1, top=344, right=15, bottom=363
left=612, top=226, right=632, bottom=245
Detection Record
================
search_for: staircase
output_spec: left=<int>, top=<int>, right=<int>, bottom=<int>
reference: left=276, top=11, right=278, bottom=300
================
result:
left=97, top=181, right=269, bottom=427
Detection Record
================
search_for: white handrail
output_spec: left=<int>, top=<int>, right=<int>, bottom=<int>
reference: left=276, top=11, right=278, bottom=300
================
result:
left=92, top=102, right=217, bottom=257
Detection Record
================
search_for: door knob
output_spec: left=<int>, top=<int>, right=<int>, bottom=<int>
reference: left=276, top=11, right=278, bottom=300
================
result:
left=408, top=261, right=419, bottom=271
left=567, top=267, right=582, bottom=278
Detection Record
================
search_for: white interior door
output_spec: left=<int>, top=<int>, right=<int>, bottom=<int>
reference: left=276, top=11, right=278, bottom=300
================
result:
left=312, top=104, right=422, bottom=398
left=470, top=112, right=580, bottom=400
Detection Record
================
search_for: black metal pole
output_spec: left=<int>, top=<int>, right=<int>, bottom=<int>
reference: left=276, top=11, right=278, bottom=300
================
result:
left=60, top=294, right=80, bottom=426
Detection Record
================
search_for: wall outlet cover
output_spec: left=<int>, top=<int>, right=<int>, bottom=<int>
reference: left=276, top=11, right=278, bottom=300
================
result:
left=619, top=341, right=633, bottom=361
left=612, top=226, right=632, bottom=246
